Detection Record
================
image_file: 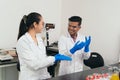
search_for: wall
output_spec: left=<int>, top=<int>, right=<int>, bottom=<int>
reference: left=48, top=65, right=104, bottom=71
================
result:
left=0, top=0, right=61, bottom=48
left=61, top=0, right=120, bottom=65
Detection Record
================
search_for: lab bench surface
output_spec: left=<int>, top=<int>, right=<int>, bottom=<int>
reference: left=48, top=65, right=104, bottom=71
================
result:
left=0, top=56, right=18, bottom=68
left=46, top=46, right=58, bottom=56
left=46, top=63, right=120, bottom=80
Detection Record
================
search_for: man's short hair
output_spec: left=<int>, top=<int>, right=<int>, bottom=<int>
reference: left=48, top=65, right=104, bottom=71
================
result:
left=69, top=16, right=82, bottom=26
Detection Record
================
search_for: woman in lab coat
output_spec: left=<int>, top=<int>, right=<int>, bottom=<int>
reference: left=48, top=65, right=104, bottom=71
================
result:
left=58, top=16, right=91, bottom=76
left=16, top=12, right=72, bottom=80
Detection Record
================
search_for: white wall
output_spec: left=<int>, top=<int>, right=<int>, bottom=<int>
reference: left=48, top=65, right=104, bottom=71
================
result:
left=0, top=0, right=61, bottom=48
left=61, top=0, right=120, bottom=65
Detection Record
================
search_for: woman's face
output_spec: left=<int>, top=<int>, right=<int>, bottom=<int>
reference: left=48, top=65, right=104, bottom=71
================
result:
left=34, top=17, right=44, bottom=33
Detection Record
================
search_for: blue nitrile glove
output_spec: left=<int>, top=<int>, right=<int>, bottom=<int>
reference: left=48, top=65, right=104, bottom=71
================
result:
left=84, top=36, right=91, bottom=52
left=70, top=41, right=85, bottom=54
left=54, top=54, right=72, bottom=62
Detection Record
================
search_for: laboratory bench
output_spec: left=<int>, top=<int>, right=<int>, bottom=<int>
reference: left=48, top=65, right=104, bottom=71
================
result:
left=0, top=56, right=18, bottom=68
left=0, top=46, right=58, bottom=79
left=46, top=63, right=120, bottom=80
left=0, top=56, right=18, bottom=80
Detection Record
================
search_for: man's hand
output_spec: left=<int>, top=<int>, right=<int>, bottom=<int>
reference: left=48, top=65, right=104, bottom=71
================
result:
left=70, top=41, right=85, bottom=54
left=84, top=36, right=91, bottom=52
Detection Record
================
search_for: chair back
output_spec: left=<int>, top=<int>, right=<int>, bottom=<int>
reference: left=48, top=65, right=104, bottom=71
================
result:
left=84, top=52, right=104, bottom=69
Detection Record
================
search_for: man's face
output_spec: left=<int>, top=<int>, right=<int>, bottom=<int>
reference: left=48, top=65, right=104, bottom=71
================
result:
left=68, top=21, right=81, bottom=36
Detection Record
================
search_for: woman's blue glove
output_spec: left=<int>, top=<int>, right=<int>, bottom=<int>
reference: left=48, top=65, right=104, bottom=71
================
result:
left=54, top=54, right=72, bottom=62
left=84, top=36, right=91, bottom=52
left=70, top=41, right=85, bottom=54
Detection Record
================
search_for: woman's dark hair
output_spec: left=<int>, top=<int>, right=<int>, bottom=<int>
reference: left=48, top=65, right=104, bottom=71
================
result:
left=17, top=12, right=42, bottom=40
left=69, top=16, right=82, bottom=26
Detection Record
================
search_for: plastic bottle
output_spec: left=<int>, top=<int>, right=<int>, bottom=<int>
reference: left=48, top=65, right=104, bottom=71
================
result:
left=110, top=66, right=119, bottom=80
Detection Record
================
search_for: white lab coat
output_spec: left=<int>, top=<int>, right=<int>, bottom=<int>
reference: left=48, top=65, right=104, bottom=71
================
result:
left=58, top=32, right=90, bottom=76
left=16, top=32, right=55, bottom=80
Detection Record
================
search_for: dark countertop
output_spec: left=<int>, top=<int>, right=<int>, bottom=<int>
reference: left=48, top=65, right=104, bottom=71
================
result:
left=0, top=56, right=18, bottom=66
left=46, top=46, right=58, bottom=56
left=46, top=63, right=120, bottom=80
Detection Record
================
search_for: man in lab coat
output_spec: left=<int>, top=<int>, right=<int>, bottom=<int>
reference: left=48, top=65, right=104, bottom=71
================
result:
left=58, top=16, right=91, bottom=76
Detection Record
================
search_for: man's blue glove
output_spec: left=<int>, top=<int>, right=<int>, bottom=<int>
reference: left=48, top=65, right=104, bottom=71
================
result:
left=84, top=36, right=91, bottom=52
left=54, top=54, right=72, bottom=62
left=70, top=41, right=85, bottom=54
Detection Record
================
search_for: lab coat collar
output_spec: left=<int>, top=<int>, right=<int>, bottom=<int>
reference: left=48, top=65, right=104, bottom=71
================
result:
left=25, top=32, right=43, bottom=46
left=66, top=31, right=80, bottom=43
left=25, top=32, right=35, bottom=44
